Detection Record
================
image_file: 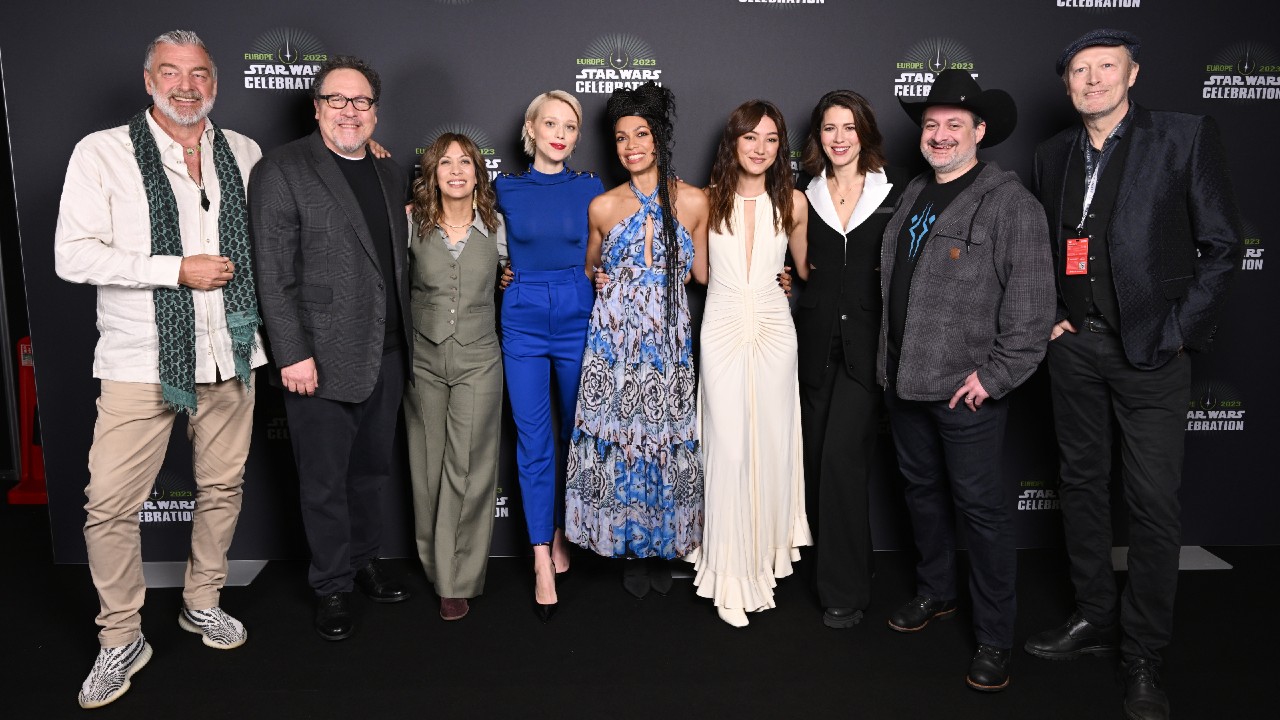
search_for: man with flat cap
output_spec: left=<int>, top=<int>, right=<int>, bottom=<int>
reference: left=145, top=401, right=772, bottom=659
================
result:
left=879, top=69, right=1055, bottom=692
left=1026, top=29, right=1240, bottom=720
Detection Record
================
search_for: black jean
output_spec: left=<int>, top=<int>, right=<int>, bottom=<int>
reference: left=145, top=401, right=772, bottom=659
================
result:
left=885, top=389, right=1015, bottom=649
left=1047, top=329, right=1191, bottom=661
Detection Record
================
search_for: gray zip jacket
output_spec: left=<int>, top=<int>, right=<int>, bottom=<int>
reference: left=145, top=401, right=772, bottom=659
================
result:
left=877, top=162, right=1055, bottom=401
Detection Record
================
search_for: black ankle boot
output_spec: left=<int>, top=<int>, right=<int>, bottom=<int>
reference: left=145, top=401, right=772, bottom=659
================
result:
left=622, top=560, right=650, bottom=598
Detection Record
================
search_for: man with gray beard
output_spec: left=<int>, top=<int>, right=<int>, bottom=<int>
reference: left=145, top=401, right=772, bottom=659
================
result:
left=54, top=29, right=266, bottom=708
left=878, top=69, right=1054, bottom=692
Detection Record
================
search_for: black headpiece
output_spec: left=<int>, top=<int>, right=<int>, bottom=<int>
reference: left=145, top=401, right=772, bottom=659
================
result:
left=606, top=81, right=677, bottom=167
left=899, top=69, right=1018, bottom=148
left=1056, top=29, right=1141, bottom=77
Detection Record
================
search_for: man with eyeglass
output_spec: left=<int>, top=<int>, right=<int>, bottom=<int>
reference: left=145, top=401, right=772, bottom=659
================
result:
left=250, top=55, right=413, bottom=641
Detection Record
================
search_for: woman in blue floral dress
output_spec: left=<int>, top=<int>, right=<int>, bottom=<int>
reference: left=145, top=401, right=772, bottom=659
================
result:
left=565, top=82, right=709, bottom=597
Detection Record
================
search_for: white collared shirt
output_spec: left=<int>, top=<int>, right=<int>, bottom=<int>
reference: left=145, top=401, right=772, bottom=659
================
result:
left=804, top=168, right=894, bottom=239
left=54, top=110, right=267, bottom=383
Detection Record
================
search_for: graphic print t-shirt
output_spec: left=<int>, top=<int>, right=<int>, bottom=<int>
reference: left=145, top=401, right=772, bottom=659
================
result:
left=886, top=162, right=983, bottom=388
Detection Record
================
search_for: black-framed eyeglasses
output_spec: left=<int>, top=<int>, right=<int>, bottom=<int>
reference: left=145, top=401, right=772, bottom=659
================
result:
left=317, top=94, right=377, bottom=111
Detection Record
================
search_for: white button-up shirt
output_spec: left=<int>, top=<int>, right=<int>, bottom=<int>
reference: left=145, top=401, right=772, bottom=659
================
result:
left=54, top=110, right=267, bottom=383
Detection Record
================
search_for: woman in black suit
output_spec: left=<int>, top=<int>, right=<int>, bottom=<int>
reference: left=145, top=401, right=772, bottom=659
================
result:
left=794, top=90, right=906, bottom=629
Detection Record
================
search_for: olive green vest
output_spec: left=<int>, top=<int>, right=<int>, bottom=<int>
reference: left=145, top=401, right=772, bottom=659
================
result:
left=408, top=224, right=499, bottom=345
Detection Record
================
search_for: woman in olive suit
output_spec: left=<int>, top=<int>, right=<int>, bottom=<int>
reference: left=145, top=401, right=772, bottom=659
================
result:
left=404, top=133, right=507, bottom=622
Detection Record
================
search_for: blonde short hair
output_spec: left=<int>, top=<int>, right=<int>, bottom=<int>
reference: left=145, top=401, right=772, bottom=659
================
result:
left=520, top=89, right=583, bottom=157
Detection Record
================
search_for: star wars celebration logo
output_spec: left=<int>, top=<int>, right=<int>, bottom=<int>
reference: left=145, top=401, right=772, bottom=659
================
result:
left=242, top=28, right=327, bottom=92
left=892, top=38, right=977, bottom=98
left=1054, top=0, right=1141, bottom=8
left=1017, top=480, right=1060, bottom=512
left=737, top=0, right=825, bottom=5
left=787, top=129, right=805, bottom=182
left=1203, top=42, right=1280, bottom=101
left=139, top=470, right=195, bottom=525
left=265, top=414, right=290, bottom=441
left=573, top=34, right=663, bottom=95
left=1241, top=219, right=1264, bottom=272
left=494, top=488, right=509, bottom=519
left=1186, top=382, right=1246, bottom=432
left=414, top=124, right=506, bottom=181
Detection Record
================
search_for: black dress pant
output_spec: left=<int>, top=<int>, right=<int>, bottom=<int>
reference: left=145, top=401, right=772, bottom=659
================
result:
left=885, top=390, right=1015, bottom=649
left=800, top=356, right=876, bottom=611
left=284, top=349, right=406, bottom=596
left=1047, top=328, right=1191, bottom=661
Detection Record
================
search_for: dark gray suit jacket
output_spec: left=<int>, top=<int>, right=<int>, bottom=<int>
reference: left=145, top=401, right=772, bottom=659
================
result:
left=1034, top=105, right=1242, bottom=370
left=249, top=131, right=411, bottom=403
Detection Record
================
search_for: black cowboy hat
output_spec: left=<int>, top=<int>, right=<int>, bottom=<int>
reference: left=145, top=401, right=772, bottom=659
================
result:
left=899, top=69, right=1017, bottom=148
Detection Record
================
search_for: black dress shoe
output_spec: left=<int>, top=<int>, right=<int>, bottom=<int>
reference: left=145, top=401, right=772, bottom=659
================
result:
left=1024, top=610, right=1118, bottom=660
left=965, top=644, right=1011, bottom=692
left=354, top=560, right=411, bottom=603
left=314, top=592, right=353, bottom=641
left=622, top=561, right=650, bottom=599
left=887, top=595, right=957, bottom=632
left=823, top=607, right=864, bottom=629
left=1122, top=658, right=1169, bottom=720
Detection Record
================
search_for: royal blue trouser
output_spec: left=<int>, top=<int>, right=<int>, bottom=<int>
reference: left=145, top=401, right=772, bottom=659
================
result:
left=501, top=267, right=594, bottom=545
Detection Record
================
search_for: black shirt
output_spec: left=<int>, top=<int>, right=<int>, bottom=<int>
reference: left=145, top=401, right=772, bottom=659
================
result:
left=1058, top=105, right=1135, bottom=330
left=332, top=151, right=403, bottom=353
left=887, top=161, right=983, bottom=388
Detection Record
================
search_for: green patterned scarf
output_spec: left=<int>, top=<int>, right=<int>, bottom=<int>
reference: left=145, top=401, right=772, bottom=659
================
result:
left=128, top=109, right=259, bottom=414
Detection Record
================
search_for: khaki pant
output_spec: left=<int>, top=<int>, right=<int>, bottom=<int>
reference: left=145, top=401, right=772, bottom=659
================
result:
left=84, top=376, right=255, bottom=647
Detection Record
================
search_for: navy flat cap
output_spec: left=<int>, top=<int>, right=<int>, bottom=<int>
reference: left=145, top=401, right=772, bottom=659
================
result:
left=1056, top=29, right=1141, bottom=76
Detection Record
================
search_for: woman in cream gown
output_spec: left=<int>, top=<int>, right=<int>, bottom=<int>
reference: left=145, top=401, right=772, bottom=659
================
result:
left=691, top=100, right=812, bottom=627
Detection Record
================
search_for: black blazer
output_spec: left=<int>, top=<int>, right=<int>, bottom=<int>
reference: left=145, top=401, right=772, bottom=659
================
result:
left=1035, top=105, right=1241, bottom=370
left=249, top=131, right=412, bottom=403
left=795, top=167, right=907, bottom=391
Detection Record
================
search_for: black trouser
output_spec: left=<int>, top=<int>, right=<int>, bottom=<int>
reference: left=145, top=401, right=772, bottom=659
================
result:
left=800, top=356, right=877, bottom=611
left=885, top=389, right=1015, bottom=649
left=284, top=350, right=406, bottom=596
left=1047, top=328, right=1190, bottom=662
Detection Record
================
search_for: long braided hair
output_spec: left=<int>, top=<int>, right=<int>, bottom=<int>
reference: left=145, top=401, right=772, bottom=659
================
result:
left=605, top=81, right=682, bottom=330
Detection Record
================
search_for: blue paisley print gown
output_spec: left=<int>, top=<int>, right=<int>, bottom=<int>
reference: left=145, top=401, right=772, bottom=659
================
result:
left=565, top=185, right=704, bottom=559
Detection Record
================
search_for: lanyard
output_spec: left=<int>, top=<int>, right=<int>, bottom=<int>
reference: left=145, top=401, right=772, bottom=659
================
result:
left=1076, top=123, right=1124, bottom=233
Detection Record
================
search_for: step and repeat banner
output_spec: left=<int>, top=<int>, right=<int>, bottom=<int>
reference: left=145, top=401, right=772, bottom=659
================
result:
left=1, top=0, right=1274, bottom=563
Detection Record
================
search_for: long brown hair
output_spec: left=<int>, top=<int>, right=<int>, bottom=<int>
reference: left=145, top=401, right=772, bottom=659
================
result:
left=707, top=100, right=795, bottom=236
left=410, top=133, right=499, bottom=236
left=801, top=90, right=886, bottom=178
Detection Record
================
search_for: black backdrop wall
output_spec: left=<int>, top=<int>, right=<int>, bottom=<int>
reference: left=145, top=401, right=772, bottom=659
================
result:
left=1, top=0, right=1274, bottom=564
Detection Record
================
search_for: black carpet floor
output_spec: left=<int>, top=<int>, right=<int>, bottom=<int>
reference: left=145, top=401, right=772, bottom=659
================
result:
left=1, top=501, right=1274, bottom=719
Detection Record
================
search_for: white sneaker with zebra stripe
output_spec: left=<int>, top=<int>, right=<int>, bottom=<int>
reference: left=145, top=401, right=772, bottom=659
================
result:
left=77, top=635, right=152, bottom=709
left=179, top=607, right=248, bottom=650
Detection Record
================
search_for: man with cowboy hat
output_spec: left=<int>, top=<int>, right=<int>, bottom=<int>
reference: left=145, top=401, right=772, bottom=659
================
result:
left=1025, top=30, right=1240, bottom=720
left=877, top=68, right=1055, bottom=692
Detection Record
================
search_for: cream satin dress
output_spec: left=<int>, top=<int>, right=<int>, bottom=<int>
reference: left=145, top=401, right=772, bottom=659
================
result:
left=690, top=192, right=812, bottom=626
